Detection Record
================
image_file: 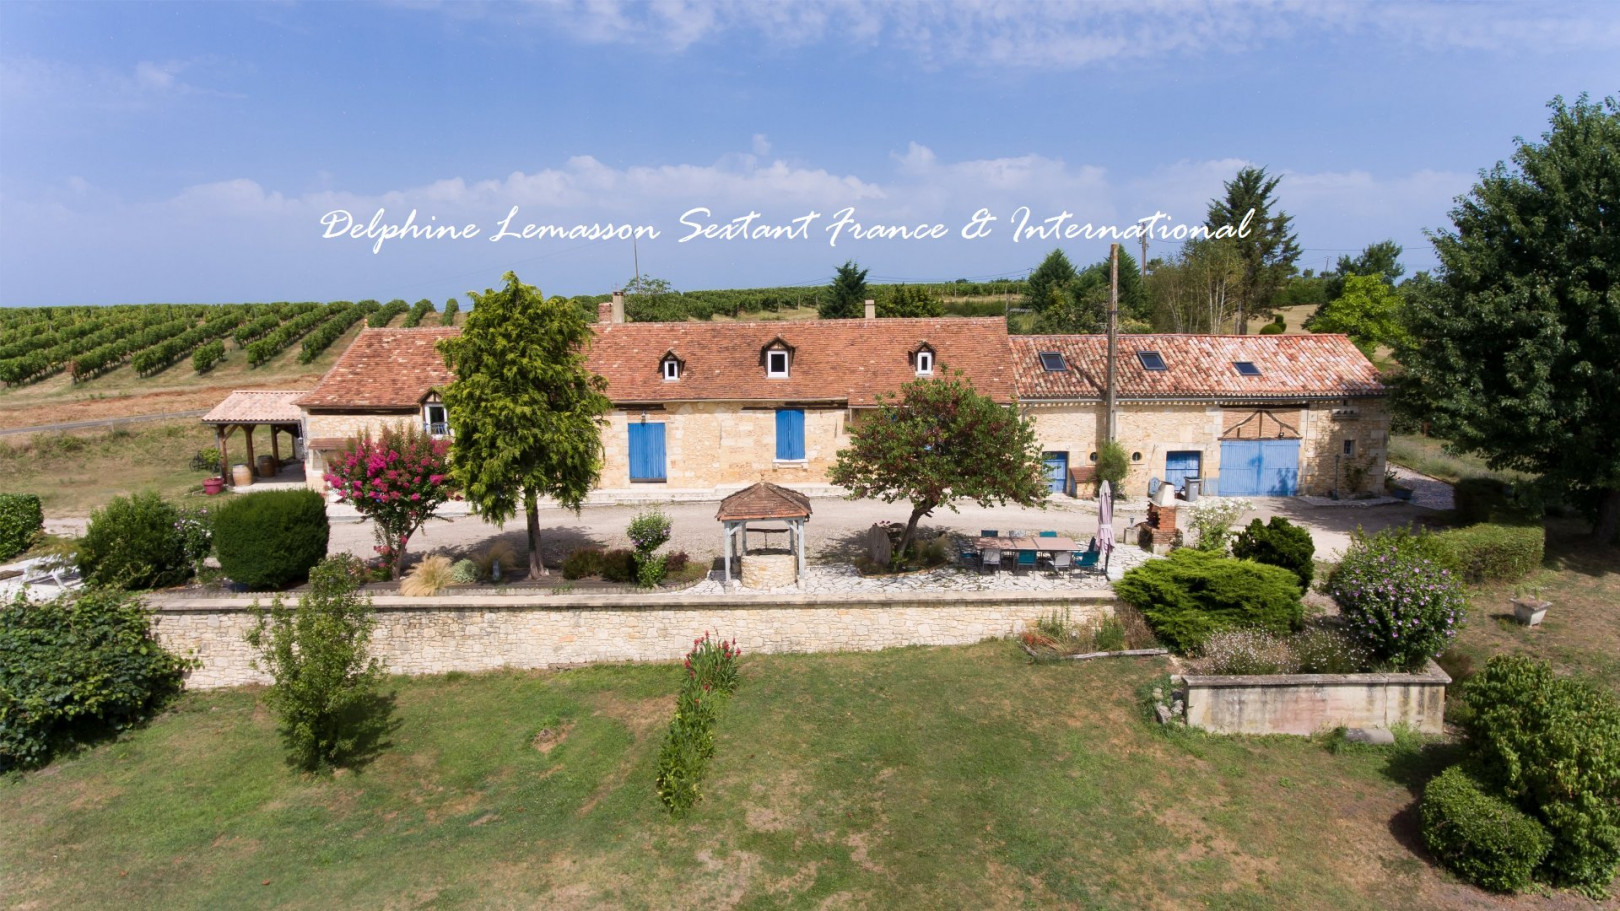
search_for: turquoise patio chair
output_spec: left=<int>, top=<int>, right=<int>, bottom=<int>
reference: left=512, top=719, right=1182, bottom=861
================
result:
left=1014, top=550, right=1038, bottom=575
left=1038, top=530, right=1058, bottom=538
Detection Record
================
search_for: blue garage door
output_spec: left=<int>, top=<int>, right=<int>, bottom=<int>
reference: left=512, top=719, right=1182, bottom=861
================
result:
left=629, top=423, right=666, bottom=481
left=1043, top=451, right=1069, bottom=494
left=1218, top=440, right=1300, bottom=496
left=1164, top=450, right=1202, bottom=492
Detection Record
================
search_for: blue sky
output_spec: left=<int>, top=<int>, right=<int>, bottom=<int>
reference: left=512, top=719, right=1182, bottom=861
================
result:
left=1, top=1, right=1616, bottom=307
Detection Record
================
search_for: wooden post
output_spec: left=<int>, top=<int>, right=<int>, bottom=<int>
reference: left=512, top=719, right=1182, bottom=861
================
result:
left=216, top=425, right=228, bottom=484
left=243, top=424, right=256, bottom=479
left=1105, top=243, right=1119, bottom=443
left=270, top=426, right=281, bottom=469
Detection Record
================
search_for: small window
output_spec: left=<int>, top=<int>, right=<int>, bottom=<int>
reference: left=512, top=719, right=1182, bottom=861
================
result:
left=916, top=350, right=934, bottom=375
left=423, top=403, right=449, bottom=438
left=661, top=358, right=680, bottom=381
left=1343, top=439, right=1356, bottom=456
left=1038, top=351, right=1066, bottom=372
left=767, top=350, right=790, bottom=378
left=1136, top=350, right=1167, bottom=371
left=1233, top=361, right=1261, bottom=377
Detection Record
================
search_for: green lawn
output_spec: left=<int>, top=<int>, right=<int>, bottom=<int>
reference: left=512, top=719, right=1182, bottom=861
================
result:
left=1387, top=433, right=1534, bottom=486
left=5, top=641, right=1491, bottom=910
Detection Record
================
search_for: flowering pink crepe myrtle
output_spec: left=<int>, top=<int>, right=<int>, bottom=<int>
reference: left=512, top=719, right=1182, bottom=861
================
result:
left=323, top=425, right=458, bottom=580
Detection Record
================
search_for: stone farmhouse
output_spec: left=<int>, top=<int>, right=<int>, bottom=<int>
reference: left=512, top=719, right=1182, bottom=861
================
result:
left=273, top=295, right=1388, bottom=502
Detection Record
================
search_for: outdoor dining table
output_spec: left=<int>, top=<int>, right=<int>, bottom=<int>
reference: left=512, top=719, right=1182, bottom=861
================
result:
left=974, top=535, right=1077, bottom=569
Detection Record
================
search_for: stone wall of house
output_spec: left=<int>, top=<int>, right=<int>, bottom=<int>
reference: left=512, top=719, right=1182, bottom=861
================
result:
left=599, top=403, right=847, bottom=492
left=151, top=592, right=1114, bottom=689
left=301, top=412, right=423, bottom=492
left=1023, top=398, right=1389, bottom=498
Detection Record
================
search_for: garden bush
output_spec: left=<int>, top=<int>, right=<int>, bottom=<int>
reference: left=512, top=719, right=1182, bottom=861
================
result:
left=636, top=552, right=667, bottom=589
left=1231, top=516, right=1316, bottom=590
left=246, top=554, right=386, bottom=771
left=1187, top=498, right=1252, bottom=554
left=1291, top=626, right=1373, bottom=674
left=655, top=633, right=740, bottom=816
left=599, top=548, right=637, bottom=584
left=213, top=489, right=330, bottom=589
left=665, top=550, right=691, bottom=574
left=1421, top=765, right=1551, bottom=893
left=0, top=492, right=44, bottom=560
left=1431, top=523, right=1544, bottom=583
left=76, top=491, right=191, bottom=589
left=1462, top=655, right=1620, bottom=892
left=399, top=555, right=453, bottom=596
left=449, top=559, right=478, bottom=584
left=1326, top=527, right=1467, bottom=670
left=627, top=507, right=672, bottom=554
left=560, top=547, right=605, bottom=580
left=1197, top=628, right=1297, bottom=675
left=1114, top=548, right=1304, bottom=653
left=1095, top=439, right=1130, bottom=491
left=0, top=587, right=192, bottom=771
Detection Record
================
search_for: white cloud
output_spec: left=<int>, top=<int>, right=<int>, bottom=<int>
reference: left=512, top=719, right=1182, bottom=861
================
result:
left=0, top=55, right=235, bottom=110
left=751, top=133, right=771, bottom=156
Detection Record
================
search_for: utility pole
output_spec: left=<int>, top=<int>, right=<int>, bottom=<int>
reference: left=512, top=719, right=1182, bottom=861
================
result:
left=1139, top=232, right=1148, bottom=280
left=1105, top=243, right=1119, bottom=443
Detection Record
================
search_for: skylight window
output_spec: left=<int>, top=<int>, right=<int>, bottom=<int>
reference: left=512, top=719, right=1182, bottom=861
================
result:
left=1038, top=351, right=1066, bottom=372
left=1233, top=361, right=1261, bottom=377
left=1136, top=350, right=1167, bottom=371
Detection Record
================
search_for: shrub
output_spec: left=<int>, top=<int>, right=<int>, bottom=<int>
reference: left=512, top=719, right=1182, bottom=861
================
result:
left=560, top=547, right=605, bottom=580
left=1432, top=523, right=1544, bottom=583
left=246, top=555, right=386, bottom=771
left=665, top=550, right=691, bottom=574
left=174, top=505, right=214, bottom=575
left=1092, top=616, right=1127, bottom=652
left=77, top=491, right=191, bottom=589
left=636, top=552, right=667, bottom=588
left=599, top=548, right=637, bottom=583
left=323, top=426, right=455, bottom=579
left=1197, top=629, right=1297, bottom=675
left=1290, top=626, right=1373, bottom=674
left=1187, top=498, right=1252, bottom=554
left=1231, top=517, right=1315, bottom=590
left=0, top=493, right=44, bottom=560
left=656, top=633, right=740, bottom=816
left=213, top=489, right=330, bottom=589
left=1453, top=477, right=1513, bottom=525
left=188, top=447, right=219, bottom=473
left=1326, top=527, right=1468, bottom=670
left=1095, top=439, right=1129, bottom=491
left=1421, top=765, right=1552, bottom=893
left=399, top=555, right=453, bottom=596
left=627, top=507, right=672, bottom=554
left=449, top=559, right=478, bottom=584
left=1258, top=321, right=1285, bottom=335
left=471, top=539, right=519, bottom=581
left=0, top=587, right=192, bottom=771
left=1462, top=655, right=1620, bottom=892
left=1114, top=549, right=1304, bottom=653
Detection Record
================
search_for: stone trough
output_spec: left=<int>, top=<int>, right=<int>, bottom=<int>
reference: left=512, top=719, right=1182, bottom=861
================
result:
left=1179, top=659, right=1451, bottom=736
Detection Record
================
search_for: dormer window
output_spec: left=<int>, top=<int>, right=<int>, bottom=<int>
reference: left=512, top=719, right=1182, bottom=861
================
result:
left=767, top=349, right=790, bottom=378
left=660, top=351, right=683, bottom=381
left=423, top=401, right=449, bottom=438
left=915, top=350, right=934, bottom=375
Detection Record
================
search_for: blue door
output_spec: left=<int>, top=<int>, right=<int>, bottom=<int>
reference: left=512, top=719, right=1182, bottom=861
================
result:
left=1218, top=440, right=1299, bottom=496
left=1043, top=451, right=1069, bottom=494
left=775, top=409, right=805, bottom=460
left=1164, top=450, right=1202, bottom=492
left=628, top=423, right=666, bottom=481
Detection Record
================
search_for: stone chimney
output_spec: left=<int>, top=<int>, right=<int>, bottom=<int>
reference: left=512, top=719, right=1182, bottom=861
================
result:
left=596, top=299, right=613, bottom=323
left=864, top=298, right=876, bottom=319
left=611, top=291, right=625, bottom=323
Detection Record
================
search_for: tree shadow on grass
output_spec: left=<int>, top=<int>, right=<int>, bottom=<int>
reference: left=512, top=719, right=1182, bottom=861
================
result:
left=324, top=689, right=402, bottom=773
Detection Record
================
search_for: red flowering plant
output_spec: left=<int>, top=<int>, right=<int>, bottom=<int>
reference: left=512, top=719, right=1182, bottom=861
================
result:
left=323, top=424, right=457, bottom=580
left=683, top=631, right=741, bottom=695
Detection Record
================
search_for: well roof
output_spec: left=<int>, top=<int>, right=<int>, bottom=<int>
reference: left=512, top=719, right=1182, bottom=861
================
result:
left=716, top=482, right=813, bottom=522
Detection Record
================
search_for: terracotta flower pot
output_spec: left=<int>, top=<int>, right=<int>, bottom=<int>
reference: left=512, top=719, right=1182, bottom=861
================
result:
left=203, top=477, right=225, bottom=496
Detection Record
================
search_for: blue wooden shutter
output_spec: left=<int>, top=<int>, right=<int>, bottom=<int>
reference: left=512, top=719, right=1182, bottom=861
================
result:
left=776, top=409, right=805, bottom=460
left=629, top=423, right=667, bottom=480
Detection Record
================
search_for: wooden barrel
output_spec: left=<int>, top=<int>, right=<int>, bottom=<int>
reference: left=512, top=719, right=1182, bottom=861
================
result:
left=256, top=455, right=276, bottom=478
left=232, top=463, right=254, bottom=487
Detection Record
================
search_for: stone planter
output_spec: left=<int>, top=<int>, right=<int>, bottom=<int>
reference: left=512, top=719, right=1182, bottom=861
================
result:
left=1180, top=659, right=1451, bottom=736
left=1512, top=597, right=1550, bottom=627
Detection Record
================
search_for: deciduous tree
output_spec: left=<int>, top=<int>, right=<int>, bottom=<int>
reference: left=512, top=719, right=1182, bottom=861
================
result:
left=437, top=272, right=613, bottom=575
left=323, top=426, right=454, bottom=579
left=1309, top=274, right=1409, bottom=356
left=828, top=371, right=1049, bottom=561
left=1402, top=94, right=1620, bottom=544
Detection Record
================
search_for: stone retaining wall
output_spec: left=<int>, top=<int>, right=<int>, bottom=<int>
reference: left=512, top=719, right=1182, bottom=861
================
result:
left=1181, top=659, right=1451, bottom=735
left=153, top=591, right=1114, bottom=689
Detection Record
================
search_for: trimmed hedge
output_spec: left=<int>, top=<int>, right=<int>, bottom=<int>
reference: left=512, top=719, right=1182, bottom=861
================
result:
left=1113, top=549, right=1304, bottom=653
left=0, top=493, right=44, bottom=560
left=1432, top=523, right=1544, bottom=583
left=0, top=587, right=192, bottom=771
left=1231, top=517, right=1315, bottom=590
left=213, top=489, right=330, bottom=589
left=77, top=491, right=191, bottom=590
left=1462, top=655, right=1620, bottom=892
left=1421, top=765, right=1551, bottom=893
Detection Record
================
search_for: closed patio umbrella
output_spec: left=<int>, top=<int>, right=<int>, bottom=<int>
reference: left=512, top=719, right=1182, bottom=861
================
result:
left=1097, top=480, right=1115, bottom=575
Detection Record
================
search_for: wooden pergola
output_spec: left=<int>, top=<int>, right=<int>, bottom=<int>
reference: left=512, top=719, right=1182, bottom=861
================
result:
left=200, top=391, right=307, bottom=486
left=716, top=482, right=812, bottom=587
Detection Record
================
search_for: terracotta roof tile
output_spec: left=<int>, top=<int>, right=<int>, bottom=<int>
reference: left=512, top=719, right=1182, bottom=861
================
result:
left=202, top=390, right=309, bottom=424
left=294, top=328, right=458, bottom=409
left=296, top=319, right=1014, bottom=410
left=1011, top=334, right=1385, bottom=400
left=716, top=482, right=813, bottom=521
